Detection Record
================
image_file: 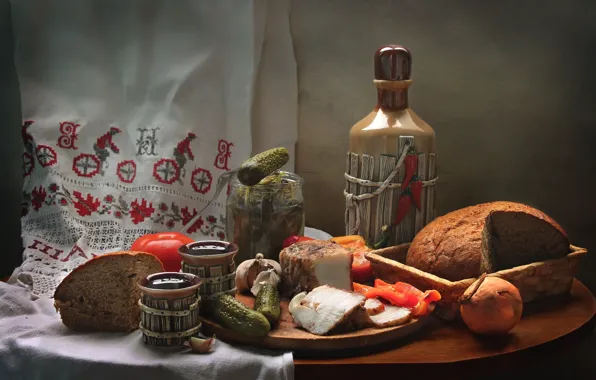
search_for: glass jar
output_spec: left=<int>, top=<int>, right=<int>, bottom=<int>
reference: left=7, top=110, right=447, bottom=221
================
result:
left=225, top=171, right=305, bottom=264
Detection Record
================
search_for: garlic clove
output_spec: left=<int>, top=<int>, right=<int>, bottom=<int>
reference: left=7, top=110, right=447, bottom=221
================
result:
left=250, top=269, right=281, bottom=296
left=289, top=292, right=307, bottom=315
left=187, top=335, right=215, bottom=354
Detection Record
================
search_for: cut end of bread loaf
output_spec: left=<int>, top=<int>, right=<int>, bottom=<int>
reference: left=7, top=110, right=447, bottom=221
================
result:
left=482, top=210, right=570, bottom=272
left=53, top=251, right=164, bottom=332
left=406, top=201, right=569, bottom=281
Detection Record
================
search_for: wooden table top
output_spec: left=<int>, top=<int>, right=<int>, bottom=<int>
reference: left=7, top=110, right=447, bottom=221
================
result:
left=294, top=279, right=596, bottom=380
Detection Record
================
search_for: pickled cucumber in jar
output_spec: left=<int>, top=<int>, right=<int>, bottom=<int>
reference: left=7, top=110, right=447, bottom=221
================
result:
left=225, top=171, right=305, bottom=264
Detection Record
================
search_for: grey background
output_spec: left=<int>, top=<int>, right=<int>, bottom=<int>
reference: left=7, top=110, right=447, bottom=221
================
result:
left=292, top=0, right=596, bottom=292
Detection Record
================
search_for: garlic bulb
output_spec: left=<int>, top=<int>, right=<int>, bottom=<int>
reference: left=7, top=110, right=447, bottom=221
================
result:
left=235, top=253, right=282, bottom=293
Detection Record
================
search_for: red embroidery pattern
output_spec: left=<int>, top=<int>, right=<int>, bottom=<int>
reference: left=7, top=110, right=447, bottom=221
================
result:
left=153, top=203, right=209, bottom=234
left=130, top=199, right=156, bottom=224
left=71, top=191, right=101, bottom=217
left=214, top=139, right=234, bottom=171
left=151, top=131, right=199, bottom=183
left=35, top=145, right=58, bottom=167
left=72, top=153, right=101, bottom=178
left=93, top=127, right=122, bottom=175
left=116, top=160, right=137, bottom=183
left=31, top=186, right=47, bottom=211
left=153, top=158, right=180, bottom=185
left=21, top=183, right=59, bottom=216
left=22, top=183, right=226, bottom=237
left=27, top=239, right=89, bottom=263
left=71, top=127, right=122, bottom=178
left=57, top=122, right=80, bottom=150
left=191, top=167, right=212, bottom=194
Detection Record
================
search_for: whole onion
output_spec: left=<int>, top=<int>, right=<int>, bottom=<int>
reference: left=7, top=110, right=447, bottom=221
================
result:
left=459, top=274, right=523, bottom=335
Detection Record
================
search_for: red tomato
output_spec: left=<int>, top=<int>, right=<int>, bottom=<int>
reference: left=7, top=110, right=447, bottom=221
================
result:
left=351, top=250, right=374, bottom=283
left=282, top=235, right=314, bottom=249
left=130, top=232, right=194, bottom=272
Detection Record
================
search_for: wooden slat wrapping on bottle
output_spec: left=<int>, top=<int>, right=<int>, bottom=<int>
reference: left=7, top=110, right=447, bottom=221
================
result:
left=414, top=153, right=428, bottom=234
left=426, top=153, right=437, bottom=224
left=345, top=152, right=360, bottom=235
left=375, top=154, right=397, bottom=242
left=358, top=155, right=375, bottom=241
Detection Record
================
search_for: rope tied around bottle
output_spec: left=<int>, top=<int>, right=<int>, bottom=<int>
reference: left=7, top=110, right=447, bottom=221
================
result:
left=344, top=140, right=438, bottom=235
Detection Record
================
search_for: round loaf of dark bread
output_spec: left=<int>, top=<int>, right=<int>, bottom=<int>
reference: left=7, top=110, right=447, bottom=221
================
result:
left=406, top=201, right=569, bottom=281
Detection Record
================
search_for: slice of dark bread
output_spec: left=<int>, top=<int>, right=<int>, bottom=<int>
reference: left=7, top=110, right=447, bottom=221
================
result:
left=54, top=251, right=164, bottom=332
left=481, top=210, right=570, bottom=273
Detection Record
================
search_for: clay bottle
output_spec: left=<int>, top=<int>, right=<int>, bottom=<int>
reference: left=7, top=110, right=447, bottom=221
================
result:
left=345, top=45, right=437, bottom=246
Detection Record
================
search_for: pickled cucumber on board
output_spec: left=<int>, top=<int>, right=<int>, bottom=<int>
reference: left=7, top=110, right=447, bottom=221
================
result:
left=212, top=294, right=271, bottom=338
left=254, top=283, right=281, bottom=325
left=237, top=147, right=290, bottom=186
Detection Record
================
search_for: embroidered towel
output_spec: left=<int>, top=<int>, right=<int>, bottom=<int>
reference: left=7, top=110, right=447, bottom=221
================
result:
left=9, top=0, right=297, bottom=297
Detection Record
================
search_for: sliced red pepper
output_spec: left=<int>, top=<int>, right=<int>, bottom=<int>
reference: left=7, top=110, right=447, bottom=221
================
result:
left=374, top=279, right=393, bottom=288
left=411, top=290, right=442, bottom=317
left=364, top=287, right=420, bottom=308
left=374, top=280, right=440, bottom=314
left=373, top=279, right=425, bottom=307
left=411, top=300, right=429, bottom=317
left=401, top=153, right=418, bottom=190
left=393, top=282, right=424, bottom=297
left=411, top=179, right=423, bottom=210
left=423, top=289, right=442, bottom=303
left=393, top=192, right=412, bottom=225
left=353, top=282, right=375, bottom=295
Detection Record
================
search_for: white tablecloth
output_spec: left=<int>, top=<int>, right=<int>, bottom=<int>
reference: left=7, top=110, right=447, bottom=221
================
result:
left=0, top=227, right=331, bottom=380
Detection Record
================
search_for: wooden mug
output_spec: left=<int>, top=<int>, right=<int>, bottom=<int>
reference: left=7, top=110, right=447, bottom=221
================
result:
left=137, top=272, right=202, bottom=347
left=178, top=240, right=238, bottom=314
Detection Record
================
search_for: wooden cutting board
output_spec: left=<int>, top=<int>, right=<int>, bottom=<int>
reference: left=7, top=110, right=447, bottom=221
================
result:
left=200, top=292, right=431, bottom=352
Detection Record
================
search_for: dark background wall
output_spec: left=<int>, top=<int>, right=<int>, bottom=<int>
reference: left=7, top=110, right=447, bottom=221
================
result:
left=0, top=0, right=23, bottom=278
left=292, top=0, right=596, bottom=292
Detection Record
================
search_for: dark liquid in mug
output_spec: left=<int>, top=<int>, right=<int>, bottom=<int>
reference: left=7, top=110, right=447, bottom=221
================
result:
left=146, top=276, right=193, bottom=290
left=187, top=243, right=229, bottom=256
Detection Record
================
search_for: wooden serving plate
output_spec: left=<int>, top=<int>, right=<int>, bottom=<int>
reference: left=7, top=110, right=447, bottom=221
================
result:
left=200, top=292, right=431, bottom=353
left=294, top=279, right=596, bottom=370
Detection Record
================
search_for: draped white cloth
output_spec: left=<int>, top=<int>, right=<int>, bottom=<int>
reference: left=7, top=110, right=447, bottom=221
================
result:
left=9, top=0, right=298, bottom=298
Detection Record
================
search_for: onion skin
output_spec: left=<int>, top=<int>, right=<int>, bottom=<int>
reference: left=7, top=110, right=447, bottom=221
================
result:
left=459, top=274, right=523, bottom=335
